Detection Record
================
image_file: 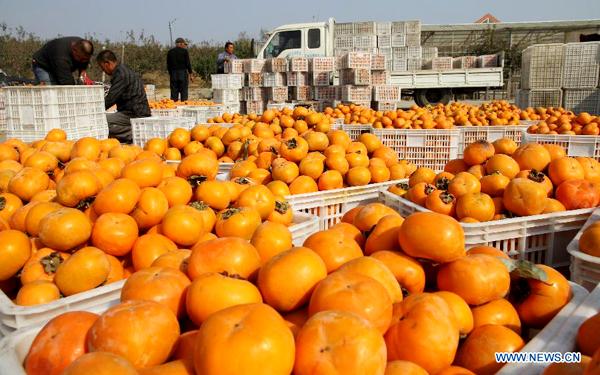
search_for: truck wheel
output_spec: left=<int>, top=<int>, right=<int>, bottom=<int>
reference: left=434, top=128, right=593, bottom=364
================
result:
left=414, top=89, right=452, bottom=107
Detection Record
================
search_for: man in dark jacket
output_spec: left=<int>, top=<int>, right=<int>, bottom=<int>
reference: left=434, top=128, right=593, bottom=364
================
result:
left=32, top=37, right=93, bottom=85
left=167, top=37, right=193, bottom=101
left=97, top=50, right=151, bottom=144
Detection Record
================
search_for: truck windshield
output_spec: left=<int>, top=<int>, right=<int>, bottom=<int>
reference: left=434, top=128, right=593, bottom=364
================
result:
left=265, top=30, right=301, bottom=58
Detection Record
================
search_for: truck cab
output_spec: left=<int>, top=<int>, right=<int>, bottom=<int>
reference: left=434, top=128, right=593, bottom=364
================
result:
left=256, top=19, right=335, bottom=59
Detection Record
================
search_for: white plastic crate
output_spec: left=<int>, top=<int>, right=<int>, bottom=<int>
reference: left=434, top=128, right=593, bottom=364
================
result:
left=266, top=58, right=288, bottom=73
left=286, top=72, right=310, bottom=87
left=372, top=101, right=397, bottom=112
left=453, top=56, right=477, bottom=69
left=372, top=85, right=401, bottom=101
left=353, top=21, right=376, bottom=35
left=354, top=35, right=378, bottom=49
left=290, top=212, right=320, bottom=247
left=289, top=57, right=309, bottom=72
left=405, top=33, right=421, bottom=47
left=241, top=87, right=266, bottom=101
left=224, top=102, right=241, bottom=114
left=371, top=71, right=391, bottom=85
left=521, top=45, right=564, bottom=89
left=522, top=131, right=600, bottom=160
left=391, top=22, right=406, bottom=34
left=0, top=279, right=125, bottom=336
left=391, top=34, right=406, bottom=48
left=4, top=86, right=108, bottom=143
left=407, top=46, right=422, bottom=59
left=392, top=47, right=407, bottom=60
left=563, top=42, right=600, bottom=89
left=517, top=89, right=563, bottom=109
left=377, top=35, right=391, bottom=49
left=372, top=128, right=459, bottom=171
left=376, top=22, right=391, bottom=35
left=241, top=100, right=266, bottom=114
left=567, top=208, right=600, bottom=291
left=497, top=282, right=591, bottom=375
left=150, top=108, right=182, bottom=117
left=563, top=89, right=600, bottom=115
left=224, top=59, right=244, bottom=74
left=407, top=58, right=425, bottom=71
left=381, top=190, right=594, bottom=268
left=370, top=54, right=387, bottom=70
left=392, top=59, right=408, bottom=72
left=211, top=74, right=244, bottom=89
left=266, top=87, right=288, bottom=102
left=144, top=84, right=156, bottom=101
left=404, top=20, right=421, bottom=34
left=424, top=57, right=453, bottom=70
left=340, top=69, right=371, bottom=86
left=314, top=86, right=340, bottom=101
left=243, top=59, right=267, bottom=73
left=213, top=89, right=240, bottom=104
left=131, top=116, right=195, bottom=146
left=182, top=105, right=225, bottom=124
left=340, top=52, right=372, bottom=69
left=312, top=72, right=331, bottom=86
left=341, top=85, right=372, bottom=102
left=457, top=125, right=529, bottom=157
left=262, top=72, right=286, bottom=87
left=422, top=47, right=438, bottom=60
left=334, top=22, right=354, bottom=36
left=310, top=57, right=335, bottom=72
left=246, top=73, right=264, bottom=87
left=290, top=86, right=314, bottom=101
left=266, top=102, right=295, bottom=111
left=315, top=101, right=336, bottom=113
left=334, top=36, right=354, bottom=49
left=286, top=180, right=405, bottom=230
left=477, top=54, right=499, bottom=68
left=341, top=124, right=373, bottom=141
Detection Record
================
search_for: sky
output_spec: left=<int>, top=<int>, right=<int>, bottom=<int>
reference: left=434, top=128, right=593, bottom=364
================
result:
left=1, top=0, right=600, bottom=45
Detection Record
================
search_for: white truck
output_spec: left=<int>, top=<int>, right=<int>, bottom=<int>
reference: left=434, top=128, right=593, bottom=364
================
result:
left=251, top=18, right=504, bottom=106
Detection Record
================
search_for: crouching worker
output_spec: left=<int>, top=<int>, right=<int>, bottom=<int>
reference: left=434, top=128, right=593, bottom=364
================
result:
left=97, top=50, right=150, bottom=144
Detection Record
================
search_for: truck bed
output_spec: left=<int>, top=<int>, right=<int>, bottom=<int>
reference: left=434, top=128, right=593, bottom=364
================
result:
left=390, top=67, right=503, bottom=89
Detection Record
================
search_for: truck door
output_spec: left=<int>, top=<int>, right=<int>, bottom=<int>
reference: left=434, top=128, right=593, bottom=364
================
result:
left=264, top=30, right=302, bottom=59
left=306, top=28, right=325, bottom=57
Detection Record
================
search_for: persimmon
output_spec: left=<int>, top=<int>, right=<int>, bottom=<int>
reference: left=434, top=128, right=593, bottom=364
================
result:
left=433, top=291, right=474, bottom=335
left=512, top=143, right=551, bottom=171
left=91, top=213, right=138, bottom=256
left=25, top=311, right=100, bottom=375
left=294, top=310, right=386, bottom=375
left=194, top=303, right=294, bottom=375
left=463, top=140, right=495, bottom=166
left=338, top=256, right=403, bottom=304
left=302, top=229, right=363, bottom=273
left=471, top=298, right=522, bottom=334
left=8, top=167, right=50, bottom=201
left=38, top=208, right=92, bottom=251
left=188, top=237, right=261, bottom=281
left=215, top=207, right=261, bottom=240
left=162, top=205, right=205, bottom=246
left=309, top=270, right=392, bottom=334
left=503, top=178, right=548, bottom=216
left=399, top=212, right=465, bottom=263
left=54, top=246, right=111, bottom=296
left=88, top=299, right=180, bottom=370
left=437, top=254, right=510, bottom=306
left=555, top=179, right=600, bottom=210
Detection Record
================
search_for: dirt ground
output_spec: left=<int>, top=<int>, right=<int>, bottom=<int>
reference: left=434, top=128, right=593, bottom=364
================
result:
left=155, top=86, right=212, bottom=101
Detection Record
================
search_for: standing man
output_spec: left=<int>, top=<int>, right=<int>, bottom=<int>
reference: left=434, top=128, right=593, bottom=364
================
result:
left=217, top=42, right=237, bottom=74
left=97, top=50, right=151, bottom=144
left=32, top=37, right=94, bottom=85
left=167, top=37, right=193, bottom=102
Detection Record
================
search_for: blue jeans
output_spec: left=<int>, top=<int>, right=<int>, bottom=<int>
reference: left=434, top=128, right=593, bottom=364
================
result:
left=32, top=65, right=58, bottom=85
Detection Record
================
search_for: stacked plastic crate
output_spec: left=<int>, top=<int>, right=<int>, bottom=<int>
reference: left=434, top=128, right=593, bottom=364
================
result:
left=339, top=52, right=373, bottom=107
left=0, top=89, right=5, bottom=141
left=310, top=56, right=337, bottom=110
left=562, top=42, right=600, bottom=115
left=518, top=44, right=565, bottom=108
left=370, top=52, right=400, bottom=111
left=215, top=59, right=244, bottom=113
left=389, top=21, right=424, bottom=72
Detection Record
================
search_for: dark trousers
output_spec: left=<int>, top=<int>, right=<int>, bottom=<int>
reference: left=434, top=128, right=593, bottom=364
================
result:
left=169, top=69, right=189, bottom=101
left=106, top=111, right=137, bottom=144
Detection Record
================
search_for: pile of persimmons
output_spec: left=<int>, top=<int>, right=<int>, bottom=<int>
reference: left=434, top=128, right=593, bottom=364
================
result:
left=0, top=129, right=309, bottom=308
left=21, top=198, right=599, bottom=375
left=147, top=112, right=416, bottom=194
left=388, top=137, right=600, bottom=222
left=204, top=100, right=551, bottom=129
left=149, top=99, right=215, bottom=109
left=527, top=111, right=600, bottom=135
